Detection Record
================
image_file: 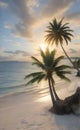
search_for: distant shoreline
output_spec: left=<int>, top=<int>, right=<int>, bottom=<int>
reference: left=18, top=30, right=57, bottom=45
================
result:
left=0, top=57, right=79, bottom=63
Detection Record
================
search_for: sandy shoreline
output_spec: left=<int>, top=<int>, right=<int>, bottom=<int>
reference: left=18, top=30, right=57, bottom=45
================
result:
left=0, top=72, right=80, bottom=130
left=0, top=83, right=80, bottom=130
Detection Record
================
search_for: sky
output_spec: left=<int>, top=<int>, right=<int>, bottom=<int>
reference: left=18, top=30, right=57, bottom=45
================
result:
left=0, top=0, right=80, bottom=61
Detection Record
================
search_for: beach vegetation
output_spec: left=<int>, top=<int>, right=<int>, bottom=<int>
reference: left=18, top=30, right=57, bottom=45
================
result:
left=25, top=48, right=76, bottom=114
left=45, top=18, right=80, bottom=76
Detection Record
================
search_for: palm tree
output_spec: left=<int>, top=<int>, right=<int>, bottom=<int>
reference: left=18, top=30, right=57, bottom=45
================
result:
left=45, top=18, right=80, bottom=74
left=25, top=48, right=71, bottom=106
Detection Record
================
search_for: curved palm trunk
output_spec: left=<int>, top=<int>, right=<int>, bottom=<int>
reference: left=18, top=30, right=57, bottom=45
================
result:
left=51, top=77, right=60, bottom=101
left=48, top=78, right=55, bottom=106
left=60, top=43, right=80, bottom=72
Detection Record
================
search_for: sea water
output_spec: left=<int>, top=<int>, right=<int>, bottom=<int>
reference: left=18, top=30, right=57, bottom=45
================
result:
left=0, top=62, right=35, bottom=97
left=0, top=60, right=77, bottom=98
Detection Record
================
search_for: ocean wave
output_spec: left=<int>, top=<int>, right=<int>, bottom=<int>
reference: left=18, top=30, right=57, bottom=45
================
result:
left=0, top=83, right=25, bottom=90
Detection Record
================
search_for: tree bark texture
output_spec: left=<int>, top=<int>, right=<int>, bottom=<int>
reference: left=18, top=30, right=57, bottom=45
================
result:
left=49, top=87, right=80, bottom=115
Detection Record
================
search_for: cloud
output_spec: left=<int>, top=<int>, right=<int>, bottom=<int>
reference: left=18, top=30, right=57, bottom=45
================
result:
left=6, top=0, right=39, bottom=39
left=68, top=48, right=80, bottom=57
left=0, top=1, right=8, bottom=8
left=3, top=38, right=22, bottom=47
left=4, top=23, right=12, bottom=29
left=0, top=47, right=4, bottom=55
left=4, top=50, right=30, bottom=56
left=64, top=1, right=80, bottom=26
left=31, top=0, right=73, bottom=30
left=3, top=39, right=13, bottom=42
left=42, top=0, right=72, bottom=19
left=3, top=0, right=73, bottom=40
left=69, top=49, right=77, bottom=54
left=2, top=0, right=80, bottom=43
left=12, top=42, right=21, bottom=47
left=74, top=43, right=80, bottom=46
left=0, top=49, right=31, bottom=61
left=74, top=35, right=80, bottom=41
left=66, top=12, right=80, bottom=26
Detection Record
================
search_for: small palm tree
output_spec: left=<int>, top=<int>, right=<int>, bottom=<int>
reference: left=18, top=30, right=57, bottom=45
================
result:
left=25, top=48, right=71, bottom=106
left=45, top=18, right=75, bottom=67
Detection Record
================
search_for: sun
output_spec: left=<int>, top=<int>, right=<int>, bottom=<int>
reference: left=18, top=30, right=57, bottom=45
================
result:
left=39, top=43, right=48, bottom=52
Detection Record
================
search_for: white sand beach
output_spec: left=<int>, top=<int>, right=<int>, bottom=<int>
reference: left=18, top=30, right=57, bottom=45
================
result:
left=0, top=74, right=80, bottom=130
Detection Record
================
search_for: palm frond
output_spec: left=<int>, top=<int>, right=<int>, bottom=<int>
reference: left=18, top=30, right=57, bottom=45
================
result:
left=40, top=48, right=56, bottom=67
left=53, top=56, right=64, bottom=67
left=25, top=72, right=46, bottom=85
left=31, top=56, right=46, bottom=70
left=55, top=70, right=71, bottom=75
left=55, top=65, right=72, bottom=71
left=58, top=17, right=64, bottom=28
left=45, top=18, right=73, bottom=46
left=55, top=72, right=70, bottom=82
left=25, top=47, right=71, bottom=87
left=24, top=72, right=44, bottom=79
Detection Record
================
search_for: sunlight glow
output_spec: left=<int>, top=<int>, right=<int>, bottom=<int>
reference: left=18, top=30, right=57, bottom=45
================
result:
left=35, top=95, right=50, bottom=102
left=39, top=43, right=48, bottom=52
